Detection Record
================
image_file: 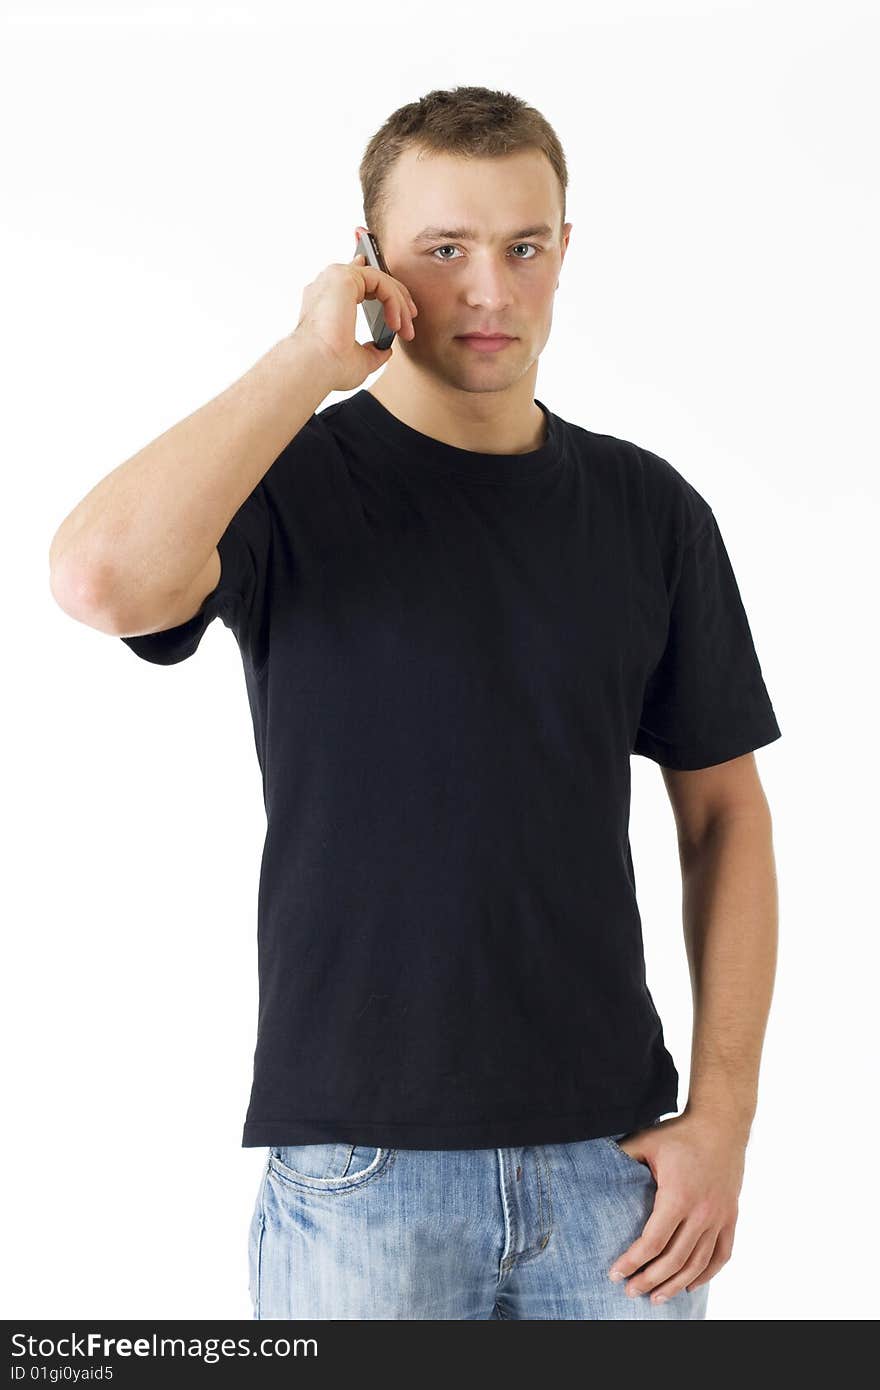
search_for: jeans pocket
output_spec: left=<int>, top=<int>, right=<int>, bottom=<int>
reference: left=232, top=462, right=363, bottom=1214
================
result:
left=602, top=1115, right=665, bottom=1171
left=268, top=1142, right=393, bottom=1191
left=602, top=1134, right=651, bottom=1168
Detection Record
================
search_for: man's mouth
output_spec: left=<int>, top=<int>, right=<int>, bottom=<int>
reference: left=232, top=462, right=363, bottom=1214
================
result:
left=456, top=334, right=517, bottom=352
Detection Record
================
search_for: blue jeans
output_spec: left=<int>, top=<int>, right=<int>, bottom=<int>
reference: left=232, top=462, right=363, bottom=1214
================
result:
left=247, top=1122, right=710, bottom=1319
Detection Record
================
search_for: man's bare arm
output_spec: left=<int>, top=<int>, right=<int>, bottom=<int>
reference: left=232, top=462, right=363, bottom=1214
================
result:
left=48, top=333, right=337, bottom=637
left=603, top=753, right=778, bottom=1302
left=48, top=251, right=418, bottom=637
left=667, top=755, right=779, bottom=1142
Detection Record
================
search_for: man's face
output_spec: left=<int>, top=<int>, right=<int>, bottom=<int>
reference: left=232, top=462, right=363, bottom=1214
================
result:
left=365, top=147, right=571, bottom=393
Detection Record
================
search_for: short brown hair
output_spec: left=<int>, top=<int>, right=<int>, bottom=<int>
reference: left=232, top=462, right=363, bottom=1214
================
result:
left=359, top=85, right=568, bottom=247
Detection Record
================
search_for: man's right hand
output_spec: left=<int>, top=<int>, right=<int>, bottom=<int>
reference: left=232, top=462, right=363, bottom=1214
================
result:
left=291, top=253, right=418, bottom=392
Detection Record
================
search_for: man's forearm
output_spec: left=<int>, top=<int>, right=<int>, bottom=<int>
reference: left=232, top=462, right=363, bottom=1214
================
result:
left=680, top=808, right=779, bottom=1143
left=48, top=332, right=335, bottom=630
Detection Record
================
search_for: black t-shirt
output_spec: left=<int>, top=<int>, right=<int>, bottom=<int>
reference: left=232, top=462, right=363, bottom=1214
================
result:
left=121, top=389, right=781, bottom=1149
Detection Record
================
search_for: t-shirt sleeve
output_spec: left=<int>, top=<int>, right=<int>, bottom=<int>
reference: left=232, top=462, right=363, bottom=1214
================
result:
left=633, top=508, right=782, bottom=770
left=119, top=481, right=273, bottom=670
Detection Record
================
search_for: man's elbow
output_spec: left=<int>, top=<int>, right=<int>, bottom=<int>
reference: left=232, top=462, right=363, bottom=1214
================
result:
left=49, top=554, right=122, bottom=634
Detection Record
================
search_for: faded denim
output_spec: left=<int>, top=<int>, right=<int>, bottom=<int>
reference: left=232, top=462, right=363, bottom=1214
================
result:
left=247, top=1122, right=710, bottom=1320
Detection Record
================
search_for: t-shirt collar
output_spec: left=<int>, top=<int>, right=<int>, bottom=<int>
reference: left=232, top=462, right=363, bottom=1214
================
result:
left=345, top=389, right=564, bottom=484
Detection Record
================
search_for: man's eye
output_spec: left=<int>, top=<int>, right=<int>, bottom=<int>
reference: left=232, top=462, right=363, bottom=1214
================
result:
left=430, top=243, right=540, bottom=260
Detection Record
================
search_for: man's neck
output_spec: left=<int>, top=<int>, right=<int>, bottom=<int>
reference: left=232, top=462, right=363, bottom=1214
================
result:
left=366, top=372, right=547, bottom=456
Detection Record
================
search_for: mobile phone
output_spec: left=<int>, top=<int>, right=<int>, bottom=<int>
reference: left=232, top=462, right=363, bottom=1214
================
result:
left=356, top=230, right=395, bottom=350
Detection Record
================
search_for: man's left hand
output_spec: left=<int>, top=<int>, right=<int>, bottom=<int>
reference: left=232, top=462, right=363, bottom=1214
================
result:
left=607, top=1112, right=746, bottom=1305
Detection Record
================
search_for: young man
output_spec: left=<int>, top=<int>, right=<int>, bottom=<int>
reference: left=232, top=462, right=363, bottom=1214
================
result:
left=49, top=87, right=781, bottom=1320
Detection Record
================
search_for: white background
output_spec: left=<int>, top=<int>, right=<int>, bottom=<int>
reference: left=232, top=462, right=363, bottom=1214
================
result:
left=2, top=0, right=877, bottom=1322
